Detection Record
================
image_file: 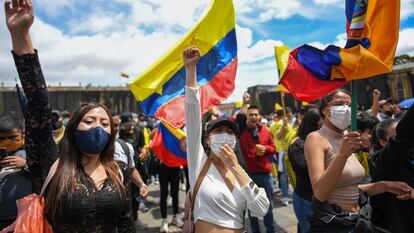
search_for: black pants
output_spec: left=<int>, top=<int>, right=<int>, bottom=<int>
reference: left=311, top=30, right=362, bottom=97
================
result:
left=159, top=163, right=180, bottom=218
left=130, top=183, right=138, bottom=221
left=309, top=191, right=390, bottom=233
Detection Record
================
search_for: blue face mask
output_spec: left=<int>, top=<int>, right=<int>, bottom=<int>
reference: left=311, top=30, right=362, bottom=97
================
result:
left=75, top=127, right=111, bottom=155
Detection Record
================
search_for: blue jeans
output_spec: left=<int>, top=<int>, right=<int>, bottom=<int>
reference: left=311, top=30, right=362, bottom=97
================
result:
left=292, top=192, right=311, bottom=233
left=248, top=173, right=276, bottom=233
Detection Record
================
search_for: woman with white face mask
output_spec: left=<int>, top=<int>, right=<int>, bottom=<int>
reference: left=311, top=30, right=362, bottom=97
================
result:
left=305, top=90, right=414, bottom=232
left=184, top=46, right=269, bottom=233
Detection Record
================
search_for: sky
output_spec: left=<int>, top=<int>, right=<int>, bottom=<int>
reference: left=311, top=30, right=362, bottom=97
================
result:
left=0, top=0, right=414, bottom=103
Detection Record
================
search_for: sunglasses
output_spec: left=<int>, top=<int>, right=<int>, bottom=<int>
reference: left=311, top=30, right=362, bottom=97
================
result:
left=0, top=135, right=21, bottom=141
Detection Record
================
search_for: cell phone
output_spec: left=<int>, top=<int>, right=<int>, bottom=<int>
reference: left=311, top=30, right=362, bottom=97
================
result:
left=0, top=148, right=7, bottom=160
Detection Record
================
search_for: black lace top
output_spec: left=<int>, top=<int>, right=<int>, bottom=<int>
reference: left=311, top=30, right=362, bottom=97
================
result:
left=13, top=51, right=135, bottom=233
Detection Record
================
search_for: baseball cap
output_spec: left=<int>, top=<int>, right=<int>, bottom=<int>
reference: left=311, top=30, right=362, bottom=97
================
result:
left=206, top=118, right=239, bottom=136
left=379, top=98, right=392, bottom=106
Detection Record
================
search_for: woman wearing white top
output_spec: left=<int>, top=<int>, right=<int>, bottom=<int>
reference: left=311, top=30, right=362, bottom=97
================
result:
left=184, top=46, right=270, bottom=233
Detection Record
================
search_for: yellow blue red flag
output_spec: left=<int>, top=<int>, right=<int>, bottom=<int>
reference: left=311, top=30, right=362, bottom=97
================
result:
left=129, top=0, right=237, bottom=128
left=151, top=122, right=187, bottom=167
left=279, top=0, right=400, bottom=102
left=275, top=46, right=290, bottom=78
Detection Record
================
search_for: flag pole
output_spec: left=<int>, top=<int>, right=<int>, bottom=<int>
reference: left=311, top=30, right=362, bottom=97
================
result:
left=280, top=92, right=287, bottom=117
left=351, top=80, right=357, bottom=131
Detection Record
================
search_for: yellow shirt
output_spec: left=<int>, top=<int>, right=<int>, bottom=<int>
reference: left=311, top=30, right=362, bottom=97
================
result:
left=269, top=120, right=291, bottom=152
left=355, top=149, right=370, bottom=176
left=286, top=126, right=298, bottom=145
left=142, top=127, right=151, bottom=148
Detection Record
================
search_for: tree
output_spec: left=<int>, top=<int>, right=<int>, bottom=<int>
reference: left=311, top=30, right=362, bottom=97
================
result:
left=394, top=54, right=414, bottom=65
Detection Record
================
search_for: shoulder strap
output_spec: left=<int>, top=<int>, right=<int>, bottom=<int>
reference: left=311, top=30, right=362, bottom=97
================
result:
left=40, top=158, right=60, bottom=196
left=190, top=158, right=212, bottom=211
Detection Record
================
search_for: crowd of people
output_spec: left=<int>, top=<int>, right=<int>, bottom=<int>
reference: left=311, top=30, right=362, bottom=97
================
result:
left=1, top=1, right=414, bottom=233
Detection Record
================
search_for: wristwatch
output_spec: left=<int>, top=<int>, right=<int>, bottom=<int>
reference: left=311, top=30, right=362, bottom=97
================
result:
left=140, top=183, right=148, bottom=188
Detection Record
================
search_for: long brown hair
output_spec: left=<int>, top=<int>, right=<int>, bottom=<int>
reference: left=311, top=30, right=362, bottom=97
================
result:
left=45, top=103, right=125, bottom=220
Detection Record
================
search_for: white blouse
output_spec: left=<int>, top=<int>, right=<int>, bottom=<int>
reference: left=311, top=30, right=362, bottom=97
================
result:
left=185, top=87, right=270, bottom=229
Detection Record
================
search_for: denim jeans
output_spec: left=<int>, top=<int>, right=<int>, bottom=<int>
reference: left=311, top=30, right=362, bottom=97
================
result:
left=248, top=173, right=276, bottom=233
left=293, top=192, right=312, bottom=233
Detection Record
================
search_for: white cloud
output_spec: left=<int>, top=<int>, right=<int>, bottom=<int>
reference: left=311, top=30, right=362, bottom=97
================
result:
left=397, top=28, right=414, bottom=55
left=237, top=26, right=284, bottom=63
left=228, top=59, right=278, bottom=102
left=236, top=0, right=302, bottom=21
left=33, top=0, right=73, bottom=17
left=401, top=0, right=414, bottom=20
left=313, top=0, right=341, bottom=4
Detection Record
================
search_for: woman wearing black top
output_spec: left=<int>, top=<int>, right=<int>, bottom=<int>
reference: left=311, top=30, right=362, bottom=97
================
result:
left=288, top=110, right=321, bottom=233
left=4, top=1, right=134, bottom=232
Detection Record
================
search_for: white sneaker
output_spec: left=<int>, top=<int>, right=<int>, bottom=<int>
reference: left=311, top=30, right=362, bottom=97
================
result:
left=180, top=183, right=187, bottom=191
left=171, top=214, right=184, bottom=228
left=160, top=218, right=169, bottom=232
left=281, top=197, right=289, bottom=206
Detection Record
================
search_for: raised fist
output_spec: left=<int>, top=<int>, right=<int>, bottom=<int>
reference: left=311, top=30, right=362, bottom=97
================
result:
left=183, top=46, right=201, bottom=68
left=243, top=92, right=250, bottom=104
left=373, top=89, right=381, bottom=100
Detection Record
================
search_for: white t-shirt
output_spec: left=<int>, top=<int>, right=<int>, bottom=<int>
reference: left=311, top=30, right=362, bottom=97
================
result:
left=114, top=140, right=135, bottom=169
left=185, top=87, right=270, bottom=229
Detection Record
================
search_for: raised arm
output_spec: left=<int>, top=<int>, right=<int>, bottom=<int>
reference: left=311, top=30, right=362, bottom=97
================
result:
left=370, top=89, right=381, bottom=117
left=305, top=132, right=361, bottom=202
left=5, top=0, right=59, bottom=193
left=5, top=0, right=34, bottom=55
left=183, top=47, right=204, bottom=188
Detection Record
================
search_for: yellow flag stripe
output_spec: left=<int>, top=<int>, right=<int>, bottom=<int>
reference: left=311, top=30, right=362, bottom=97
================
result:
left=129, top=0, right=235, bottom=101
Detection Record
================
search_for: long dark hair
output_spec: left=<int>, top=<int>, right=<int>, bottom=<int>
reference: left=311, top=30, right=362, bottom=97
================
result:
left=297, top=110, right=321, bottom=140
left=45, top=103, right=125, bottom=220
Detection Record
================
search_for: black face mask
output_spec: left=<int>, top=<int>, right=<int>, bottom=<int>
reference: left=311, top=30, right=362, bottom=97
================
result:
left=52, top=120, right=63, bottom=130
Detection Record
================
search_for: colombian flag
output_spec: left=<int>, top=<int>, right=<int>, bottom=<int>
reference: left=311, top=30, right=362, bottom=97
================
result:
left=279, top=0, right=400, bottom=102
left=129, top=0, right=237, bottom=128
left=151, top=122, right=187, bottom=167
left=274, top=46, right=290, bottom=94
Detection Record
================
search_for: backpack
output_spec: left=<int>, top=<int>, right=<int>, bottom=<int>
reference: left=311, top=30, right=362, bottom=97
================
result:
left=116, top=138, right=133, bottom=169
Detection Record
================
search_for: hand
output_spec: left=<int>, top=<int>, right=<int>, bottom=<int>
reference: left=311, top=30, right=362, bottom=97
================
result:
left=282, top=117, right=288, bottom=127
left=0, top=156, right=26, bottom=169
left=392, top=105, right=401, bottom=114
left=5, top=0, right=34, bottom=35
left=338, top=132, right=361, bottom=158
left=139, top=185, right=148, bottom=198
left=256, top=144, right=266, bottom=156
left=360, top=131, right=372, bottom=149
left=139, top=148, right=148, bottom=161
left=183, top=46, right=201, bottom=68
left=217, top=144, right=238, bottom=169
left=242, top=92, right=250, bottom=105
left=139, top=153, right=147, bottom=161
left=382, top=181, right=414, bottom=200
left=373, top=89, right=381, bottom=100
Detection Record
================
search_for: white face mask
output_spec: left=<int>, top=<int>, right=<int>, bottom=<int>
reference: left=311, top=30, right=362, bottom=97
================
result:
left=210, top=133, right=236, bottom=156
left=329, top=105, right=351, bottom=131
